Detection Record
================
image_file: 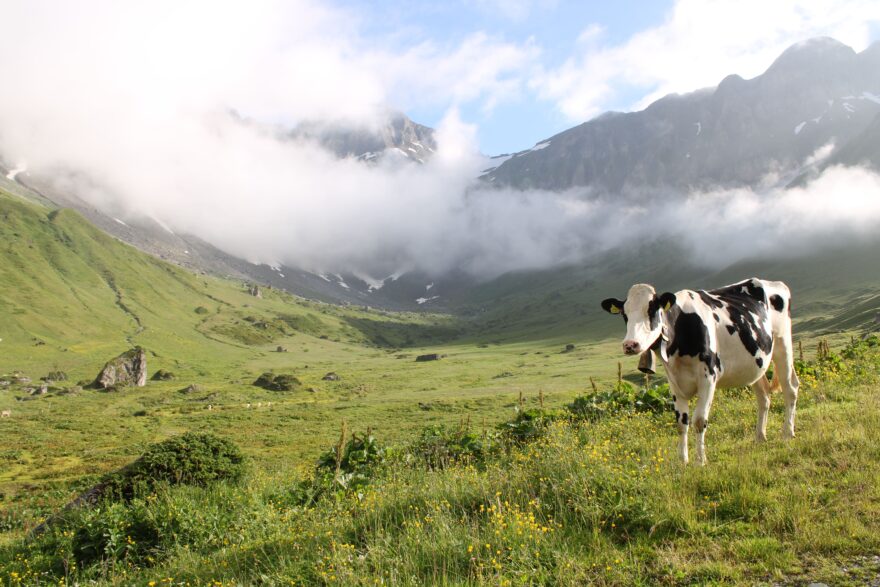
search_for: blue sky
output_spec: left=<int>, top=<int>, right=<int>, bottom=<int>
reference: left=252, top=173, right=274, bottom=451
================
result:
left=341, top=0, right=673, bottom=153
left=336, top=0, right=880, bottom=154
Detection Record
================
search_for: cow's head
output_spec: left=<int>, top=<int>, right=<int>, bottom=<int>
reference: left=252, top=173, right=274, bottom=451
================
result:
left=601, top=284, right=676, bottom=355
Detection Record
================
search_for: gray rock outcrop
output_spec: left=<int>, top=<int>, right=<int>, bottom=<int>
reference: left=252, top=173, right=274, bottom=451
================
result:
left=94, top=347, right=147, bottom=389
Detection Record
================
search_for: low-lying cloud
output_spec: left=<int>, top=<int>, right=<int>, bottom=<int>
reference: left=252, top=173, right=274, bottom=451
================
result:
left=2, top=0, right=880, bottom=281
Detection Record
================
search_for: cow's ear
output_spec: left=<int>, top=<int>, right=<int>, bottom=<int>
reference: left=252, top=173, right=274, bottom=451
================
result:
left=658, top=292, right=676, bottom=311
left=601, top=298, right=625, bottom=315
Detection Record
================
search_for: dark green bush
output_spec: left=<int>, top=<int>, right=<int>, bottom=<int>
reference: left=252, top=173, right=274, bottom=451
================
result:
left=253, top=372, right=301, bottom=391
left=498, top=408, right=562, bottom=444
left=566, top=382, right=670, bottom=422
left=101, top=432, right=246, bottom=501
left=282, top=432, right=388, bottom=507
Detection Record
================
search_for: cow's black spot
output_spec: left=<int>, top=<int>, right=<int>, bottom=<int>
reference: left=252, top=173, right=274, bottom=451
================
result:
left=681, top=412, right=689, bottom=425
left=770, top=294, right=785, bottom=312
left=667, top=311, right=721, bottom=377
left=674, top=409, right=680, bottom=422
left=756, top=357, right=764, bottom=367
left=709, top=281, right=773, bottom=357
left=647, top=297, right=660, bottom=330
left=697, top=290, right=725, bottom=310
left=726, top=324, right=736, bottom=335
left=689, top=292, right=695, bottom=300
left=672, top=395, right=677, bottom=402
left=713, top=313, right=720, bottom=322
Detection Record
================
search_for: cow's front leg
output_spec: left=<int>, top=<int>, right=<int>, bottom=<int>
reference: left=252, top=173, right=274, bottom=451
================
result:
left=672, top=393, right=690, bottom=464
left=692, top=380, right=717, bottom=466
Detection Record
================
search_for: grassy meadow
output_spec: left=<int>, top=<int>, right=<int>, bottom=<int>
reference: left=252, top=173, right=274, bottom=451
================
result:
left=2, top=187, right=880, bottom=585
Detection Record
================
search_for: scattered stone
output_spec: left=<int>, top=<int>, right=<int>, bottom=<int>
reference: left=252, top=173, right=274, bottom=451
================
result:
left=561, top=343, right=575, bottom=353
left=94, top=347, right=147, bottom=389
left=59, top=385, right=82, bottom=396
left=180, top=384, right=203, bottom=394
left=194, top=306, right=209, bottom=315
left=276, top=346, right=288, bottom=353
left=253, top=372, right=301, bottom=391
left=151, top=369, right=176, bottom=381
left=322, top=372, right=340, bottom=381
left=1, top=409, right=10, bottom=418
left=416, top=353, right=442, bottom=362
left=15, top=376, right=31, bottom=385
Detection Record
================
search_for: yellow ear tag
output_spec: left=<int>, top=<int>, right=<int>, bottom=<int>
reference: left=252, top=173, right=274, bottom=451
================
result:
left=610, top=306, right=621, bottom=314
left=663, top=301, right=672, bottom=311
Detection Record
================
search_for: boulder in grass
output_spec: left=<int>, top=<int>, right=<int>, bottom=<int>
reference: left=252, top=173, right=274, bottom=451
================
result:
left=253, top=372, right=301, bottom=391
left=94, top=347, right=147, bottom=389
left=322, top=372, right=340, bottom=381
left=41, top=371, right=68, bottom=382
left=151, top=369, right=176, bottom=381
left=415, top=353, right=442, bottom=362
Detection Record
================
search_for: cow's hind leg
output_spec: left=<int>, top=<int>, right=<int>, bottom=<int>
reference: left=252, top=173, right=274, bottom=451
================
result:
left=692, top=378, right=717, bottom=466
left=772, top=335, right=800, bottom=439
left=753, top=376, right=771, bottom=442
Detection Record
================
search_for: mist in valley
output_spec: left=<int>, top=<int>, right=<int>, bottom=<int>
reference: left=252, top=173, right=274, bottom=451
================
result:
left=2, top=0, right=880, bottom=282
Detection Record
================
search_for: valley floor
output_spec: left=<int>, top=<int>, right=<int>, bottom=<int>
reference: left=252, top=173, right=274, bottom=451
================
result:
left=1, top=336, right=879, bottom=585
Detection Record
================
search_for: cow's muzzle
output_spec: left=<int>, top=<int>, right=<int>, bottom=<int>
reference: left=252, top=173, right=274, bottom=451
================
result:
left=623, top=340, right=641, bottom=355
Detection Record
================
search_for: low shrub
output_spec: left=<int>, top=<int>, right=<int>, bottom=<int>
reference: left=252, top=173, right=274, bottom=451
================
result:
left=498, top=408, right=562, bottom=444
left=566, top=382, right=671, bottom=422
left=409, top=424, right=500, bottom=470
left=100, top=432, right=246, bottom=501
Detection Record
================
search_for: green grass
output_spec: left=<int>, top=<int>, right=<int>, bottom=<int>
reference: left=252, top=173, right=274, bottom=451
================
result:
left=2, top=342, right=879, bottom=585
left=3, top=186, right=880, bottom=585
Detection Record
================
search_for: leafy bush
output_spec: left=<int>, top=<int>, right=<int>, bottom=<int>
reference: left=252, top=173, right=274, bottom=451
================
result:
left=410, top=424, right=500, bottom=470
left=280, top=432, right=389, bottom=508
left=69, top=500, right=161, bottom=567
left=566, top=382, right=671, bottom=422
left=101, top=432, right=246, bottom=501
left=498, top=408, right=562, bottom=444
left=316, top=432, right=386, bottom=491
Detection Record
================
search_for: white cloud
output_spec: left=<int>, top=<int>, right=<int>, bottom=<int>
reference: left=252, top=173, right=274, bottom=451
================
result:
left=1, top=0, right=880, bottom=280
left=533, top=0, right=880, bottom=121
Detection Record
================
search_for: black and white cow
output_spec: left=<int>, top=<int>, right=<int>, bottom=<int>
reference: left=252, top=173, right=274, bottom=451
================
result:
left=601, top=278, right=800, bottom=465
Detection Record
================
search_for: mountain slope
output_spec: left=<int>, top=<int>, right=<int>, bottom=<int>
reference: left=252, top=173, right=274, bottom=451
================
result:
left=291, top=111, right=436, bottom=164
left=0, top=189, right=455, bottom=377
left=485, top=38, right=880, bottom=193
